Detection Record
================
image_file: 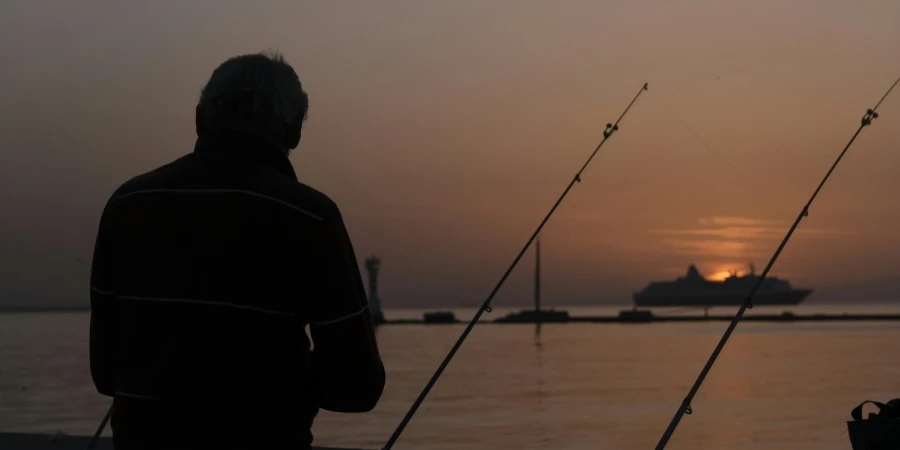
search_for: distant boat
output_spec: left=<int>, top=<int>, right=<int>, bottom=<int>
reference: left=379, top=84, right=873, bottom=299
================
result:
left=633, top=263, right=812, bottom=308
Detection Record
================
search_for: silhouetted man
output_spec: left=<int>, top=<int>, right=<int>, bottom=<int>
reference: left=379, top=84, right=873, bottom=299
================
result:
left=89, top=51, right=385, bottom=450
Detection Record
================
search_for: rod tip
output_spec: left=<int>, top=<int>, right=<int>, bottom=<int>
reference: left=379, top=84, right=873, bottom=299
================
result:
left=643, top=82, right=649, bottom=90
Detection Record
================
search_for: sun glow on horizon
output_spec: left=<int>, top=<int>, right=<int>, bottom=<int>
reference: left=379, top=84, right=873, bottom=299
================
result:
left=707, top=270, right=734, bottom=281
left=706, top=267, right=748, bottom=281
left=700, top=259, right=764, bottom=281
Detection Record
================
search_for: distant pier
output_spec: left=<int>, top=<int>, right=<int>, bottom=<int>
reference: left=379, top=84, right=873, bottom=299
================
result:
left=4, top=307, right=900, bottom=324
left=380, top=309, right=900, bottom=325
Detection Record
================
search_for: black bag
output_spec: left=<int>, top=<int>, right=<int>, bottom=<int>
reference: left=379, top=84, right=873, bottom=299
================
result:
left=847, top=399, right=900, bottom=450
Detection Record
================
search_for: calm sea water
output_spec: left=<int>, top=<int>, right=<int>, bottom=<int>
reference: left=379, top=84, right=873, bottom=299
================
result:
left=3, top=304, right=900, bottom=450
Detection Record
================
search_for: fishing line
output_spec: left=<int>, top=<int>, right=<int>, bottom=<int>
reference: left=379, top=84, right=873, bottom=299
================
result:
left=648, top=90, right=789, bottom=217
left=653, top=74, right=900, bottom=450
left=381, top=82, right=650, bottom=450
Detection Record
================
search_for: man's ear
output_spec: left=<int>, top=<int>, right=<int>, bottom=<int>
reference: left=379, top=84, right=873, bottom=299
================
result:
left=195, top=105, right=206, bottom=136
left=285, top=121, right=302, bottom=150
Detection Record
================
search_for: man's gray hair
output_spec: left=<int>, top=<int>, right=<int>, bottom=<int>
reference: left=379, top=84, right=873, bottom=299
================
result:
left=198, top=51, right=308, bottom=142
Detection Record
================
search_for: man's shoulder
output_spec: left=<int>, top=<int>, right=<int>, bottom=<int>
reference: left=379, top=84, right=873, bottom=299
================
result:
left=103, top=154, right=342, bottom=222
left=268, top=177, right=341, bottom=222
left=108, top=154, right=196, bottom=201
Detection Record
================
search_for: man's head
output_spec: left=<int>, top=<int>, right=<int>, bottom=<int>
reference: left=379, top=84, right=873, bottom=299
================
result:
left=197, top=51, right=308, bottom=154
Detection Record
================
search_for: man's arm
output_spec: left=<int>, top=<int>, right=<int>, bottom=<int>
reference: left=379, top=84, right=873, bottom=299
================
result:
left=89, top=205, right=118, bottom=397
left=308, top=202, right=385, bottom=413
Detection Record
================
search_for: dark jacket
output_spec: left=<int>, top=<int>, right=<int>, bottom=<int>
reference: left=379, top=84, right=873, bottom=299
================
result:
left=89, top=130, right=385, bottom=449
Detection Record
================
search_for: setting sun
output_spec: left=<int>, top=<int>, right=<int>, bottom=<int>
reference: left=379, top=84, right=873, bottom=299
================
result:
left=707, top=270, right=736, bottom=281
left=704, top=262, right=761, bottom=281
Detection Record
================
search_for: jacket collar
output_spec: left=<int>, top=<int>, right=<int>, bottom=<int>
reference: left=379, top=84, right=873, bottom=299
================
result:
left=193, top=130, right=297, bottom=180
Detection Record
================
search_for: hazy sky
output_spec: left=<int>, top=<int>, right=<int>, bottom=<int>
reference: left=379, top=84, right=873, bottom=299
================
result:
left=1, top=0, right=899, bottom=307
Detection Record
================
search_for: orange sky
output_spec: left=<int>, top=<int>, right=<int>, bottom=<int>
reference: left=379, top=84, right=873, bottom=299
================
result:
left=1, top=1, right=899, bottom=307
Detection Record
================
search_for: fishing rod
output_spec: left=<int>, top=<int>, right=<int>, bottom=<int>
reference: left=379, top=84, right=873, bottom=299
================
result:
left=382, top=82, right=649, bottom=450
left=654, top=74, right=900, bottom=450
left=86, top=405, right=111, bottom=450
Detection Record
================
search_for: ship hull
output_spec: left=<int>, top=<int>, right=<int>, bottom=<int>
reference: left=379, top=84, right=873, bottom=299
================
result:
left=633, top=289, right=812, bottom=308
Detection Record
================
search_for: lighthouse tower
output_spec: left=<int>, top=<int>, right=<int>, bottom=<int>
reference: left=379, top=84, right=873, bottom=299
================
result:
left=363, top=255, right=386, bottom=325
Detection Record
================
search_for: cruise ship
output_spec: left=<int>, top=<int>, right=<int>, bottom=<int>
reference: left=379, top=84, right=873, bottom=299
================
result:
left=633, top=264, right=813, bottom=308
